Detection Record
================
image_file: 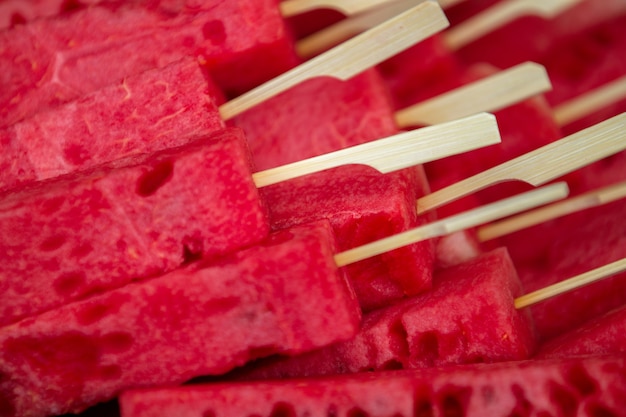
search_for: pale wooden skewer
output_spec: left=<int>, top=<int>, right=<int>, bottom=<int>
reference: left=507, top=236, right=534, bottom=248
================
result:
left=553, top=75, right=626, bottom=127
left=478, top=180, right=626, bottom=242
left=253, top=113, right=499, bottom=188
left=296, top=0, right=418, bottom=58
left=437, top=0, right=468, bottom=8
left=395, top=61, right=551, bottom=127
left=219, top=1, right=448, bottom=120
left=444, top=0, right=582, bottom=51
left=280, top=0, right=398, bottom=18
left=515, top=258, right=626, bottom=309
left=417, top=112, right=626, bottom=214
left=334, top=182, right=568, bottom=267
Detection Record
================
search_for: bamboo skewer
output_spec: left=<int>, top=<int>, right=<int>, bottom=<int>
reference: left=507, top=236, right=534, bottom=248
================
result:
left=252, top=113, right=499, bottom=188
left=280, top=0, right=398, bottom=18
left=296, top=0, right=418, bottom=58
left=478, top=180, right=626, bottom=242
left=416, top=112, right=626, bottom=214
left=444, top=0, right=582, bottom=51
left=515, top=258, right=626, bottom=309
left=220, top=1, right=448, bottom=120
left=553, top=75, right=626, bottom=127
left=395, top=62, right=551, bottom=127
left=334, top=182, right=568, bottom=267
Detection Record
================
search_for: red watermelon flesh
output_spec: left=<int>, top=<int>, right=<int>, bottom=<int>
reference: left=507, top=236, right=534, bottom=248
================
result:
left=262, top=165, right=433, bottom=312
left=377, top=35, right=462, bottom=110
left=235, top=71, right=399, bottom=171
left=119, top=355, right=626, bottom=417
left=0, top=0, right=299, bottom=128
left=0, top=57, right=224, bottom=193
left=515, top=198, right=626, bottom=342
left=541, top=14, right=626, bottom=135
left=535, top=304, right=626, bottom=360
left=0, top=220, right=360, bottom=417
left=454, top=0, right=626, bottom=70
left=0, top=127, right=269, bottom=328
left=235, top=71, right=434, bottom=311
left=228, top=248, right=536, bottom=380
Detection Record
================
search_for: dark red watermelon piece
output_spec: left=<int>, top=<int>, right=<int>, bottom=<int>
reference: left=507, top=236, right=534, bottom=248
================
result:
left=229, top=248, right=536, bottom=380
left=0, top=127, right=270, bottom=327
left=541, top=14, right=626, bottom=135
left=377, top=34, right=462, bottom=110
left=0, top=0, right=299, bottom=127
left=515, top=197, right=626, bottom=342
left=0, top=57, right=224, bottom=193
left=235, top=70, right=434, bottom=311
left=0, top=220, right=360, bottom=417
left=454, top=0, right=626, bottom=70
left=119, top=355, right=626, bottom=417
left=536, top=304, right=626, bottom=359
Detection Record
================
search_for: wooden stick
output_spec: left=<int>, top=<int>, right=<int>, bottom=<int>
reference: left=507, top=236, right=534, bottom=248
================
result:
left=437, top=0, right=468, bottom=8
left=219, top=1, right=448, bottom=120
left=515, top=258, right=626, bottom=309
left=444, top=0, right=582, bottom=51
left=296, top=0, right=418, bottom=58
left=280, top=0, right=397, bottom=18
left=554, top=75, right=626, bottom=127
left=334, top=182, right=568, bottom=267
left=417, top=112, right=626, bottom=214
left=395, top=62, right=551, bottom=127
left=478, top=180, right=626, bottom=242
left=252, top=113, right=499, bottom=188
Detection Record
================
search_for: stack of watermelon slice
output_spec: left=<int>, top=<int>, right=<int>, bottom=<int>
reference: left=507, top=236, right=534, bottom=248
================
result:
left=1, top=0, right=625, bottom=416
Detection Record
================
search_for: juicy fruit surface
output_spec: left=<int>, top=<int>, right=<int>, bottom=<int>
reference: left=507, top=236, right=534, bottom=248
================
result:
left=228, top=248, right=536, bottom=380
left=119, top=355, right=626, bottom=417
left=0, top=57, right=224, bottom=193
left=0, top=220, right=360, bottom=417
left=0, top=0, right=299, bottom=127
left=0, top=128, right=269, bottom=327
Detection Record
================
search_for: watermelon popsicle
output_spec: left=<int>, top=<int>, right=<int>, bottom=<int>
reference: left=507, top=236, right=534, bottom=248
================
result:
left=0, top=113, right=502, bottom=328
left=228, top=247, right=538, bottom=380
left=0, top=57, right=225, bottom=193
left=235, top=69, right=434, bottom=311
left=0, top=0, right=301, bottom=127
left=119, top=354, right=626, bottom=417
left=0, top=220, right=362, bottom=417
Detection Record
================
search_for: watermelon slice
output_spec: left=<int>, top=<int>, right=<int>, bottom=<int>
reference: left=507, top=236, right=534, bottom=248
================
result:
left=0, top=127, right=269, bottom=327
left=0, top=0, right=299, bottom=127
left=0, top=57, right=224, bottom=193
left=0, top=220, right=360, bottom=417
left=517, top=198, right=626, bottom=342
left=536, top=304, right=626, bottom=359
left=119, top=355, right=626, bottom=417
left=235, top=70, right=434, bottom=311
left=229, top=248, right=536, bottom=380
left=454, top=0, right=626, bottom=70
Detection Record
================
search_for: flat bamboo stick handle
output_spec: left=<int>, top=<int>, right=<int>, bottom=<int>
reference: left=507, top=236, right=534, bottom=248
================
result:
left=296, top=0, right=418, bottom=58
left=280, top=0, right=396, bottom=17
left=252, top=113, right=499, bottom=188
left=335, top=182, right=568, bottom=267
left=395, top=62, right=551, bottom=127
left=478, top=180, right=626, bottom=241
left=220, top=1, right=448, bottom=120
left=515, top=258, right=626, bottom=309
left=554, top=75, right=626, bottom=127
left=417, top=112, right=626, bottom=214
left=444, top=0, right=581, bottom=51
